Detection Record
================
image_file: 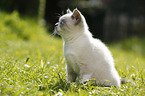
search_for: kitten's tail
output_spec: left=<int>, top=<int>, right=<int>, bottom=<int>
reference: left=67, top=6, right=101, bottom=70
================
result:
left=121, top=78, right=136, bottom=86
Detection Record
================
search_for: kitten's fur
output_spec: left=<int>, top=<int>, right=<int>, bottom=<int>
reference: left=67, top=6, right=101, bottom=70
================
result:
left=55, top=8, right=121, bottom=87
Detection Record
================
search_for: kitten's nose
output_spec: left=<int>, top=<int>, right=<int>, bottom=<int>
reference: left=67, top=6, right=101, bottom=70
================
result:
left=55, top=22, right=58, bottom=26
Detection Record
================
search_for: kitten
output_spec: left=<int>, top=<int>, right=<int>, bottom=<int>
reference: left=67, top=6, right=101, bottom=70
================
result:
left=55, top=8, right=121, bottom=87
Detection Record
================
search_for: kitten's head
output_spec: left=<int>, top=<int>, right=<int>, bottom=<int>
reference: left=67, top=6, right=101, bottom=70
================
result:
left=55, top=8, right=88, bottom=38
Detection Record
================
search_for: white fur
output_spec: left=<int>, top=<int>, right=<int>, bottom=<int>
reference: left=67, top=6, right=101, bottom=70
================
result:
left=55, top=9, right=121, bottom=87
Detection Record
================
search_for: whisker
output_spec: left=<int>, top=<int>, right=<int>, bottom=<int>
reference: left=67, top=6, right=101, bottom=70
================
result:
left=61, top=11, right=64, bottom=16
left=49, top=28, right=59, bottom=40
left=52, top=30, right=57, bottom=36
left=55, top=13, right=62, bottom=18
left=47, top=32, right=55, bottom=39
left=47, top=29, right=57, bottom=40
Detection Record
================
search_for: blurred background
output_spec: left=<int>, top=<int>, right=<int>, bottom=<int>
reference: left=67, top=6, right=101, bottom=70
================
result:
left=0, top=0, right=145, bottom=42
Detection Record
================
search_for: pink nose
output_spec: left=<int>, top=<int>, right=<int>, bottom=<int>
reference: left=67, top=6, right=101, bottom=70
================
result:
left=55, top=22, right=59, bottom=26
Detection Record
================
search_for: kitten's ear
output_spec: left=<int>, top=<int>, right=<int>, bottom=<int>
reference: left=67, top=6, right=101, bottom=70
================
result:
left=72, top=8, right=81, bottom=25
left=66, top=8, right=72, bottom=13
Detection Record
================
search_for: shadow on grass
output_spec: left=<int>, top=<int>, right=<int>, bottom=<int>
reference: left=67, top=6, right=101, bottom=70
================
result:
left=38, top=72, right=113, bottom=94
left=38, top=72, right=70, bottom=93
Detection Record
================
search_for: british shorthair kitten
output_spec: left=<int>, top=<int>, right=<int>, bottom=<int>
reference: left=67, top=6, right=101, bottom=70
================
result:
left=55, top=8, right=121, bottom=87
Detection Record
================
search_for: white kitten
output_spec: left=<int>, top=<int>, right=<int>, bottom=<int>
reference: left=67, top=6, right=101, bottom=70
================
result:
left=55, top=8, right=121, bottom=87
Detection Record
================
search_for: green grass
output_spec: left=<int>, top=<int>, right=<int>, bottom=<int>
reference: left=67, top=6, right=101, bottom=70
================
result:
left=0, top=11, right=145, bottom=95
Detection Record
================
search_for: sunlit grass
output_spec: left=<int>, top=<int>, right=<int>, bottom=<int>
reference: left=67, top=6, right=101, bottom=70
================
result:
left=0, top=10, right=144, bottom=95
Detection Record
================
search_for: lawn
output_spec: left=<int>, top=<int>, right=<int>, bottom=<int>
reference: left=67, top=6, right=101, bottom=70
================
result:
left=0, top=11, right=145, bottom=95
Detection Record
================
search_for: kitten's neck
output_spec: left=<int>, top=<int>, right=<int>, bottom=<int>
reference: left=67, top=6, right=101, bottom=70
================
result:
left=62, top=30, right=92, bottom=44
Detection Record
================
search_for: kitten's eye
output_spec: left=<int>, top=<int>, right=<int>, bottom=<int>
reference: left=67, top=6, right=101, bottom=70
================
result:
left=60, top=20, right=65, bottom=25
